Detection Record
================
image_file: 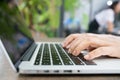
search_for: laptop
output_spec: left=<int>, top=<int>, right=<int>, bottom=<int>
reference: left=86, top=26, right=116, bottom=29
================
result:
left=0, top=1, right=120, bottom=75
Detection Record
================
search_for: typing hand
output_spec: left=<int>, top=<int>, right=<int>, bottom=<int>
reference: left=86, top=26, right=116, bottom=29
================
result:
left=62, top=33, right=120, bottom=60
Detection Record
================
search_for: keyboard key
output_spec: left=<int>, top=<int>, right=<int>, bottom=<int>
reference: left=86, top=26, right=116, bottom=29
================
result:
left=34, top=44, right=43, bottom=65
left=55, top=44, right=73, bottom=65
left=68, top=54, right=84, bottom=65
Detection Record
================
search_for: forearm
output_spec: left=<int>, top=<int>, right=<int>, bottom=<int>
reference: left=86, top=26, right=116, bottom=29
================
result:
left=107, top=22, right=114, bottom=32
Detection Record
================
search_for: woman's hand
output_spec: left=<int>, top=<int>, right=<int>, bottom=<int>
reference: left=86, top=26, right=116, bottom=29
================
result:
left=62, top=33, right=120, bottom=60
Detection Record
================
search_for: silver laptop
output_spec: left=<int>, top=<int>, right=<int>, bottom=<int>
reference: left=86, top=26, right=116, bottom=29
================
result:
left=0, top=1, right=120, bottom=75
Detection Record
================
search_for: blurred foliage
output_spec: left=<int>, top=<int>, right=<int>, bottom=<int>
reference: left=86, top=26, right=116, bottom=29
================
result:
left=18, top=0, right=79, bottom=37
left=65, top=0, right=80, bottom=16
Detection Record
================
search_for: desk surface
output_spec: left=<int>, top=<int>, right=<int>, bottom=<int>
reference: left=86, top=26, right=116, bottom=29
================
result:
left=0, top=38, right=120, bottom=80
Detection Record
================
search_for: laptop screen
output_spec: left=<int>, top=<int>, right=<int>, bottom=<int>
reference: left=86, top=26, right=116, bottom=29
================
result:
left=0, top=1, right=34, bottom=64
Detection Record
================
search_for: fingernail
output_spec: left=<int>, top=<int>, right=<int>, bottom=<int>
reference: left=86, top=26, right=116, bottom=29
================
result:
left=73, top=51, right=76, bottom=54
left=68, top=49, right=70, bottom=53
left=66, top=45, right=70, bottom=49
left=68, top=49, right=71, bottom=53
left=74, top=53, right=78, bottom=56
left=84, top=55, right=90, bottom=60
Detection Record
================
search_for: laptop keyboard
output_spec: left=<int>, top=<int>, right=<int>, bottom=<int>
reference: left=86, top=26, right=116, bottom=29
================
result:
left=34, top=43, right=96, bottom=65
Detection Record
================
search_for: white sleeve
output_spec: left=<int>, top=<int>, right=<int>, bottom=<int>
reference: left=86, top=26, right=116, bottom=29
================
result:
left=106, top=10, right=114, bottom=22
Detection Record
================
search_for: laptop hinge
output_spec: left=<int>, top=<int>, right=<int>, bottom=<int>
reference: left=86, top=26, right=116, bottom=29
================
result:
left=22, top=43, right=38, bottom=61
left=15, top=42, right=38, bottom=72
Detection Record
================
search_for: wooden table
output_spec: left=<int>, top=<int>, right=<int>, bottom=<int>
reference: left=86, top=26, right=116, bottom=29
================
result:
left=0, top=38, right=120, bottom=80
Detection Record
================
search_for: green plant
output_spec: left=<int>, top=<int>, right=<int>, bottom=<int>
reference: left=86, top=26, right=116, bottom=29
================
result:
left=18, top=0, right=61, bottom=37
left=64, top=0, right=80, bottom=17
left=18, top=0, right=80, bottom=37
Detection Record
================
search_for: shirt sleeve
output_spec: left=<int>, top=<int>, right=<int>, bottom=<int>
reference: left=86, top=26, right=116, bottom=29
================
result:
left=106, top=10, right=114, bottom=23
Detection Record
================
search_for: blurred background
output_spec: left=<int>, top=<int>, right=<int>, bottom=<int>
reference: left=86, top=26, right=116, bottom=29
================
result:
left=16, top=0, right=120, bottom=38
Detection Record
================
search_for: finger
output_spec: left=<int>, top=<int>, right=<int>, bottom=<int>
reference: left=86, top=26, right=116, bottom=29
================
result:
left=68, top=38, right=82, bottom=53
left=71, top=40, right=90, bottom=56
left=62, top=34, right=78, bottom=47
left=84, top=47, right=107, bottom=60
left=87, top=47, right=96, bottom=51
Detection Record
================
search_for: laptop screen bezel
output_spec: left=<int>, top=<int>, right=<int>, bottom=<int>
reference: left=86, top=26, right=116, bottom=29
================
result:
left=0, top=1, right=35, bottom=71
